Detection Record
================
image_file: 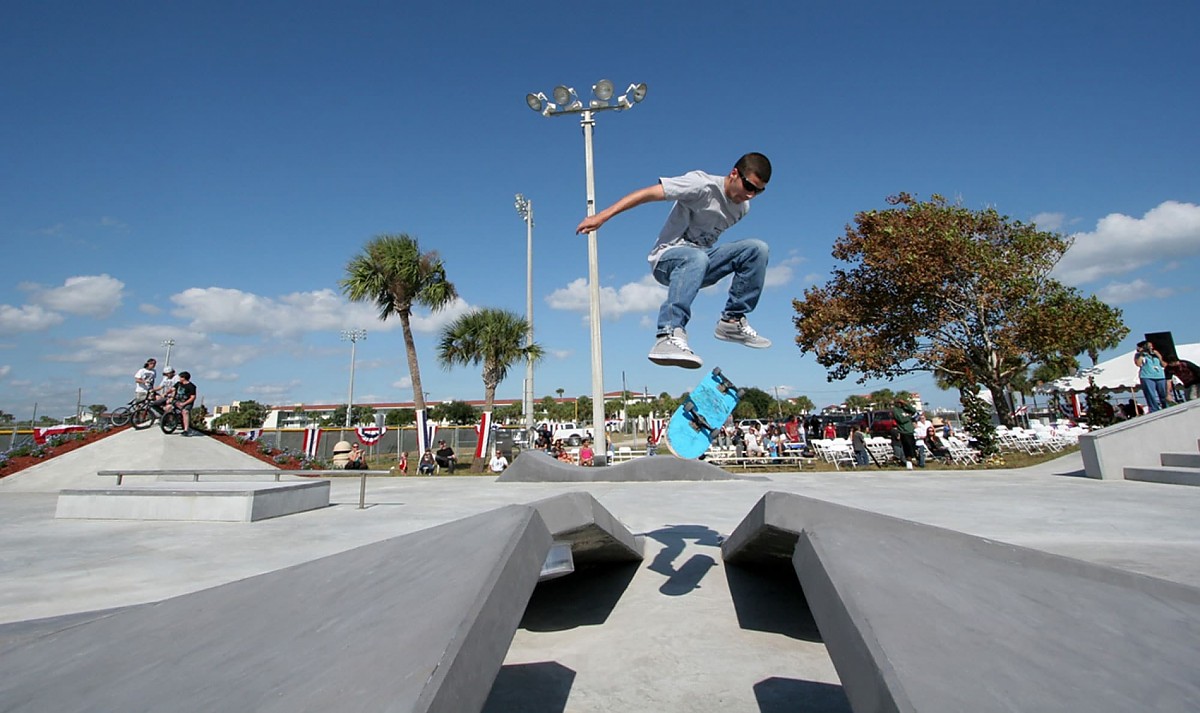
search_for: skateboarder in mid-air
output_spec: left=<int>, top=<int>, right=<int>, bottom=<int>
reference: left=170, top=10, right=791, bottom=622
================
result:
left=575, top=152, right=772, bottom=369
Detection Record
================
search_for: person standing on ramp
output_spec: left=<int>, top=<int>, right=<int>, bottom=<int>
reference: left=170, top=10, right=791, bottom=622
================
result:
left=575, top=152, right=772, bottom=369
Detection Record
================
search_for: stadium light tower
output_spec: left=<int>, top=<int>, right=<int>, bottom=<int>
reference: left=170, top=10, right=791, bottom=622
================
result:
left=524, top=79, right=647, bottom=464
left=514, top=193, right=536, bottom=444
left=341, top=328, right=367, bottom=428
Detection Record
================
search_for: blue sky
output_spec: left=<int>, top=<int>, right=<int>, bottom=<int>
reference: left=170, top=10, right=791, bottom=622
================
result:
left=2, top=1, right=1198, bottom=420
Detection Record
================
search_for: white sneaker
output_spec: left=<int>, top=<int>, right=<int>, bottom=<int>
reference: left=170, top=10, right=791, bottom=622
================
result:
left=714, top=316, right=771, bottom=348
left=648, top=328, right=703, bottom=369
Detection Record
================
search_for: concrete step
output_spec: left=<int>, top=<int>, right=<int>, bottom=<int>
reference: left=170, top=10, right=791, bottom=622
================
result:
left=1125, top=465, right=1200, bottom=486
left=1161, top=452, right=1200, bottom=468
left=723, top=491, right=1200, bottom=713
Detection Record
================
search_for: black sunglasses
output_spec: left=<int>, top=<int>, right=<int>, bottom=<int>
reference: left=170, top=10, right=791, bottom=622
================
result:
left=738, top=170, right=765, bottom=195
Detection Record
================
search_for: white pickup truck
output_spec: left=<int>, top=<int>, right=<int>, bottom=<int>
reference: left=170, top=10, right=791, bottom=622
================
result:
left=545, top=422, right=593, bottom=446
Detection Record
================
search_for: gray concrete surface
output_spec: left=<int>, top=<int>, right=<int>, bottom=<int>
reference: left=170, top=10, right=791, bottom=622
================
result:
left=0, top=504, right=552, bottom=713
left=1079, top=398, right=1200, bottom=479
left=2, top=429, right=1200, bottom=711
left=727, top=492, right=1200, bottom=712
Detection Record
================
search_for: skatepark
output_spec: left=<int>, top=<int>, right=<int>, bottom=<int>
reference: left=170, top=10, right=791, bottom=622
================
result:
left=2, top=409, right=1200, bottom=712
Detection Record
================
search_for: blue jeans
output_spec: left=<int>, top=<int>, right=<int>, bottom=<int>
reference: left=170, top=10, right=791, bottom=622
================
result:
left=1141, top=377, right=1168, bottom=412
left=652, top=239, right=769, bottom=334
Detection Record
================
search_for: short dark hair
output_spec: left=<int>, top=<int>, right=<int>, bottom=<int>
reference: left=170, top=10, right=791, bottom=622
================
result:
left=145, top=359, right=156, bottom=368
left=734, top=152, right=772, bottom=183
left=179, top=371, right=191, bottom=380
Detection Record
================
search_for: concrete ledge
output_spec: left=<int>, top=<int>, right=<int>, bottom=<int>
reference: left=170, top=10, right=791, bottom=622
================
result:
left=1078, top=399, right=1200, bottom=479
left=0, top=504, right=553, bottom=713
left=528, top=491, right=643, bottom=564
left=55, top=481, right=331, bottom=522
left=724, top=491, right=1200, bottom=712
left=1124, top=465, right=1200, bottom=487
left=498, top=450, right=738, bottom=483
left=1161, top=452, right=1200, bottom=468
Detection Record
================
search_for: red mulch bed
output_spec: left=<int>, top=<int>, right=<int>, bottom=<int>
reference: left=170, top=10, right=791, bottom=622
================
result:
left=204, top=431, right=325, bottom=470
left=0, top=426, right=128, bottom=478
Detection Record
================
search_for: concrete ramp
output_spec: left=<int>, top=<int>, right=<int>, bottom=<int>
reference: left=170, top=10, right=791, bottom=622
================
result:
left=0, top=504, right=553, bottom=713
left=529, top=491, right=643, bottom=564
left=498, top=450, right=737, bottom=482
left=724, top=491, right=1200, bottom=713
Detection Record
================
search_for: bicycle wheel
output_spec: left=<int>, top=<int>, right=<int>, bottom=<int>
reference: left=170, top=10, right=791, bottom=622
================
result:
left=160, top=410, right=180, bottom=434
left=110, top=406, right=131, bottom=427
left=131, top=404, right=155, bottom=430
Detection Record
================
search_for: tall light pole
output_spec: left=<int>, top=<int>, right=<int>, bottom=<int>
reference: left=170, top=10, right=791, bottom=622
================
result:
left=514, top=193, right=535, bottom=444
left=525, top=79, right=647, bottom=465
left=161, top=338, right=175, bottom=369
left=341, top=328, right=367, bottom=428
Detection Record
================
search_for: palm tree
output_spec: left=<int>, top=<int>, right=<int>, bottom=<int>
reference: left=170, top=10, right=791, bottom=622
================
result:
left=341, top=234, right=457, bottom=454
left=437, top=308, right=544, bottom=471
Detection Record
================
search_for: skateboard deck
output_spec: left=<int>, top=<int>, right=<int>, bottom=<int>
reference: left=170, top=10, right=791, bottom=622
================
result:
left=665, top=367, right=742, bottom=459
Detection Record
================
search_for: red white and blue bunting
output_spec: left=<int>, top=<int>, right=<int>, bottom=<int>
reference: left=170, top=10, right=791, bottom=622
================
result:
left=303, top=426, right=322, bottom=458
left=356, top=425, right=386, bottom=446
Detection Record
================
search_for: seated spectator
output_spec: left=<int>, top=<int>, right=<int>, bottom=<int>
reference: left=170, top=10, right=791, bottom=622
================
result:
left=417, top=451, right=436, bottom=475
left=578, top=439, right=595, bottom=466
left=925, top=426, right=952, bottom=462
left=434, top=440, right=457, bottom=474
left=823, top=421, right=836, bottom=440
left=345, top=443, right=367, bottom=470
left=489, top=448, right=509, bottom=473
left=646, top=433, right=658, bottom=456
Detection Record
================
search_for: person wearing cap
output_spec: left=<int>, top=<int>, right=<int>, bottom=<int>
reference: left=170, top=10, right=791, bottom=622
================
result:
left=434, top=440, right=457, bottom=474
left=152, top=366, right=179, bottom=411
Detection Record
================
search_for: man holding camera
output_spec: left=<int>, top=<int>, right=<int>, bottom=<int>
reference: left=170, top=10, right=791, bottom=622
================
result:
left=1134, top=341, right=1168, bottom=412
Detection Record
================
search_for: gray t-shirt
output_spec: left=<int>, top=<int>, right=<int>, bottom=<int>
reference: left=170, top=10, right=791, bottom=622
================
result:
left=647, top=170, right=749, bottom=265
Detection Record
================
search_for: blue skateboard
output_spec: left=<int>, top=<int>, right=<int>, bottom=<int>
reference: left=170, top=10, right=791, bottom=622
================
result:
left=666, top=368, right=743, bottom=459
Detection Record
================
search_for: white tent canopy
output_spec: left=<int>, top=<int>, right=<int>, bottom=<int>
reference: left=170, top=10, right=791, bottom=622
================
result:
left=1042, top=343, right=1200, bottom=394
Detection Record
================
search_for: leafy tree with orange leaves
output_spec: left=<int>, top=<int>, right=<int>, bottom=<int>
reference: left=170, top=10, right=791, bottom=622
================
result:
left=793, top=193, right=1127, bottom=426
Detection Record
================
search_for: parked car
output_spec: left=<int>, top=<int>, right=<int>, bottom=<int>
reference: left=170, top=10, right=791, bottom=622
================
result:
left=836, top=410, right=898, bottom=438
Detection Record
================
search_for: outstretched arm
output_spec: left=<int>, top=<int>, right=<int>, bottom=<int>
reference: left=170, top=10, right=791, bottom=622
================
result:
left=575, top=184, right=666, bottom=234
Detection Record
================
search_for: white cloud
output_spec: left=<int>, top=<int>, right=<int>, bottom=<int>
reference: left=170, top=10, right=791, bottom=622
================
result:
left=171, top=287, right=387, bottom=337
left=23, top=274, right=125, bottom=317
left=0, top=304, right=64, bottom=334
left=244, top=380, right=301, bottom=400
left=1093, top=278, right=1179, bottom=304
left=1030, top=212, right=1067, bottom=232
left=765, top=256, right=805, bottom=289
left=392, top=375, right=414, bottom=389
left=139, top=303, right=163, bottom=315
left=546, top=275, right=666, bottom=319
left=0, top=365, right=10, bottom=379
left=1053, top=201, right=1200, bottom=285
left=407, top=297, right=473, bottom=334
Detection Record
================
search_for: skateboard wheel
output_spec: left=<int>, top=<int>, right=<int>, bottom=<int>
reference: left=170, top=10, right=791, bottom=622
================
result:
left=736, top=388, right=746, bottom=398
left=683, top=401, right=696, bottom=413
left=717, top=383, right=728, bottom=394
left=712, top=367, right=722, bottom=377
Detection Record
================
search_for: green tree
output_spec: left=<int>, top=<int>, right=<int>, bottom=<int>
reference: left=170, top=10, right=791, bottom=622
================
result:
left=341, top=233, right=458, bottom=446
left=844, top=395, right=870, bottom=412
left=88, top=404, right=108, bottom=421
left=325, top=404, right=376, bottom=427
left=493, top=403, right=523, bottom=425
left=431, top=400, right=477, bottom=425
left=385, top=408, right=415, bottom=427
left=212, top=400, right=270, bottom=429
left=733, top=387, right=774, bottom=419
left=437, top=308, right=544, bottom=471
left=793, top=193, right=1127, bottom=426
left=785, top=395, right=815, bottom=415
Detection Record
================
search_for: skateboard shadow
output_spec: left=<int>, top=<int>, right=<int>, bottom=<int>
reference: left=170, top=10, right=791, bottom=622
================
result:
left=646, top=524, right=723, bottom=596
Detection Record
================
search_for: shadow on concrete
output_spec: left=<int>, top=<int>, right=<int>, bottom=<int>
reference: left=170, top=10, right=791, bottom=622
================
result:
left=753, top=676, right=850, bottom=713
left=519, top=562, right=639, bottom=632
left=482, top=660, right=576, bottom=713
left=1052, top=467, right=1090, bottom=478
left=725, top=562, right=823, bottom=642
left=646, top=524, right=722, bottom=596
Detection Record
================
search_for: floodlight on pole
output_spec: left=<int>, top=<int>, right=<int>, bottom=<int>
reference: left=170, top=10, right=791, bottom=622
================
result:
left=514, top=193, right=536, bottom=444
left=523, top=78, right=647, bottom=466
left=340, top=328, right=367, bottom=428
left=161, top=338, right=175, bottom=370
